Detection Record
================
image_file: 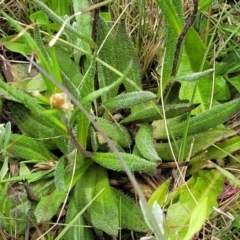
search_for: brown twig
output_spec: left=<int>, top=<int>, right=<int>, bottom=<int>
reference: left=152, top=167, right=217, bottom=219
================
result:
left=23, top=180, right=40, bottom=203
left=61, top=115, right=93, bottom=157
left=171, top=0, right=199, bottom=76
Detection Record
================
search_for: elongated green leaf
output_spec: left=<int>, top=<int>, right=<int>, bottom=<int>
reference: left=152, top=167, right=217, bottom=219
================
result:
left=72, top=0, right=92, bottom=63
left=111, top=187, right=149, bottom=232
left=97, top=17, right=118, bottom=101
left=55, top=47, right=82, bottom=98
left=34, top=160, right=92, bottom=222
left=140, top=200, right=164, bottom=237
left=35, top=188, right=66, bottom=222
left=0, top=77, right=68, bottom=134
left=74, top=164, right=119, bottom=236
left=156, top=0, right=183, bottom=35
left=135, top=124, right=161, bottom=162
left=54, top=157, right=66, bottom=191
left=199, top=0, right=215, bottom=11
left=179, top=28, right=211, bottom=113
left=165, top=170, right=224, bottom=239
left=103, top=91, right=157, bottom=110
left=96, top=118, right=132, bottom=148
left=7, top=134, right=56, bottom=161
left=156, top=0, right=184, bottom=92
left=184, top=197, right=208, bottom=240
left=76, top=60, right=95, bottom=147
left=90, top=165, right=119, bottom=236
left=91, top=152, right=157, bottom=174
left=80, top=62, right=131, bottom=106
left=148, top=178, right=172, bottom=206
left=64, top=197, right=94, bottom=240
left=1, top=35, right=32, bottom=55
left=121, top=102, right=197, bottom=124
left=8, top=101, right=60, bottom=149
left=153, top=98, right=240, bottom=139
left=210, top=162, right=240, bottom=186
left=174, top=69, right=213, bottom=82
left=115, top=22, right=142, bottom=91
left=155, top=128, right=236, bottom=160
left=207, top=136, right=240, bottom=159
left=0, top=169, right=54, bottom=183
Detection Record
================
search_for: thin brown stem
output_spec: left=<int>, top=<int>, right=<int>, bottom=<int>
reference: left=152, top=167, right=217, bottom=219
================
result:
left=171, top=0, right=199, bottom=77
left=61, top=115, right=93, bottom=158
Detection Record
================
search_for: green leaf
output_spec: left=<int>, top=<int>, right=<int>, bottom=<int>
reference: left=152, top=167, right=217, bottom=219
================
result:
left=209, top=162, right=240, bottom=186
left=153, top=98, right=240, bottom=139
left=64, top=197, right=94, bottom=240
left=0, top=157, right=9, bottom=181
left=30, top=0, right=94, bottom=46
left=183, top=197, right=208, bottom=240
left=54, top=157, right=66, bottom=191
left=148, top=178, right=172, bottom=206
left=0, top=122, right=11, bottom=151
left=135, top=124, right=161, bottom=162
left=1, top=11, right=56, bottom=92
left=121, top=102, right=197, bottom=124
left=214, top=75, right=230, bottom=101
left=35, top=189, right=66, bottom=222
left=91, top=152, right=157, bottom=174
left=30, top=10, right=49, bottom=25
left=155, top=0, right=184, bottom=91
left=7, top=134, right=56, bottom=161
left=8, top=101, right=60, bottom=149
left=174, top=69, right=213, bottom=82
left=80, top=62, right=131, bottom=106
left=155, top=128, right=236, bottom=160
left=179, top=28, right=211, bottom=113
left=103, top=91, right=157, bottom=110
left=199, top=0, right=215, bottom=11
left=72, top=0, right=92, bottom=63
left=55, top=46, right=82, bottom=99
left=0, top=169, right=54, bottom=183
left=207, top=136, right=240, bottom=159
left=165, top=170, right=224, bottom=239
left=0, top=35, right=32, bottom=55
left=74, top=164, right=119, bottom=236
left=227, top=76, right=240, bottom=92
left=111, top=187, right=149, bottom=232
left=115, top=22, right=142, bottom=91
left=96, top=118, right=132, bottom=148
left=184, top=28, right=207, bottom=72
left=90, top=165, right=119, bottom=236
left=0, top=77, right=68, bottom=134
left=97, top=17, right=118, bottom=101
left=155, top=0, right=183, bottom=35
left=140, top=200, right=164, bottom=237
left=34, top=160, right=92, bottom=222
left=76, top=59, right=95, bottom=147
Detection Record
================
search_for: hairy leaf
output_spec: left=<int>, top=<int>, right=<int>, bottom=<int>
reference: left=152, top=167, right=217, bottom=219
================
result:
left=74, top=164, right=119, bottom=236
left=153, top=98, right=240, bottom=139
left=121, top=102, right=197, bottom=124
left=96, top=118, right=132, bottom=148
left=115, top=22, right=142, bottom=91
left=7, top=134, right=56, bottom=161
left=91, top=152, right=157, bottom=174
left=111, top=187, right=149, bottom=232
left=155, top=128, right=236, bottom=160
left=135, top=124, right=161, bottom=162
left=103, top=91, right=157, bottom=110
